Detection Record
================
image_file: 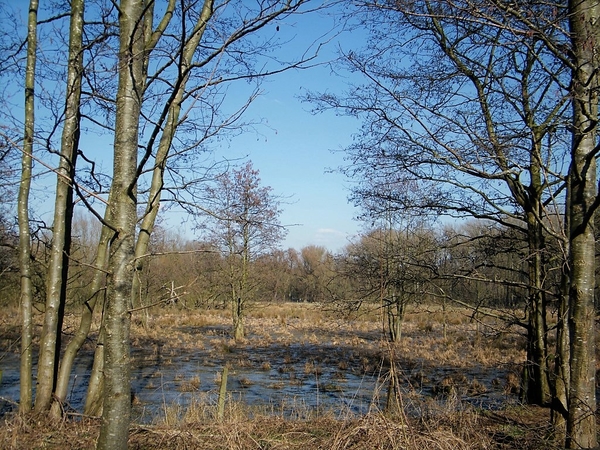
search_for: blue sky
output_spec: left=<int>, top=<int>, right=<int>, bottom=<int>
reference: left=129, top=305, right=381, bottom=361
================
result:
left=214, top=74, right=362, bottom=252
left=6, top=0, right=366, bottom=253
left=199, top=5, right=366, bottom=252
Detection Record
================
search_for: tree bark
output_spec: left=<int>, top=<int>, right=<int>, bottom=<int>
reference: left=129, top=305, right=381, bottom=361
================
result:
left=566, top=0, right=599, bottom=447
left=53, top=222, right=110, bottom=417
left=523, top=211, right=551, bottom=406
left=97, top=0, right=145, bottom=447
left=18, top=0, right=38, bottom=415
left=552, top=265, right=570, bottom=443
left=84, top=325, right=106, bottom=416
left=233, top=297, right=245, bottom=341
left=78, top=204, right=114, bottom=418
left=35, top=0, right=84, bottom=414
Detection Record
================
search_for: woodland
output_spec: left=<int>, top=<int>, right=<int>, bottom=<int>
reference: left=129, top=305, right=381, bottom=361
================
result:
left=0, top=0, right=599, bottom=449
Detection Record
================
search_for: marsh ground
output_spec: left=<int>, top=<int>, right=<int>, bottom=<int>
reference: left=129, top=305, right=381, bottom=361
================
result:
left=0, top=302, right=575, bottom=448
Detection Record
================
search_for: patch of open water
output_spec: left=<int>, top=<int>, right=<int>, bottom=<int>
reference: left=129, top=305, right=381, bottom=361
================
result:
left=0, top=325, right=520, bottom=423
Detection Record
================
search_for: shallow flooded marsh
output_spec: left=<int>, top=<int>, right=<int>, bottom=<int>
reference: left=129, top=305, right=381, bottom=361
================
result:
left=0, top=303, right=525, bottom=423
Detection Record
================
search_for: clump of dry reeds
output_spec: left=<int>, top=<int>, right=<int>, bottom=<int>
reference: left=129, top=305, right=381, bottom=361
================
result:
left=0, top=402, right=560, bottom=450
left=177, top=375, right=201, bottom=392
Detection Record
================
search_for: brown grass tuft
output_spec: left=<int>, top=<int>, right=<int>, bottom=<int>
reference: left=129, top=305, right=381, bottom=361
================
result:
left=0, top=404, right=563, bottom=449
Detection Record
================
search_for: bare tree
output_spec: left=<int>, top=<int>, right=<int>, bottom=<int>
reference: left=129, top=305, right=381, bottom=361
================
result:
left=83, top=0, right=324, bottom=415
left=8, top=0, right=337, bottom=440
left=298, top=245, right=334, bottom=303
left=341, top=223, right=435, bottom=341
left=5, top=0, right=330, bottom=422
left=311, top=0, right=599, bottom=446
left=309, top=0, right=571, bottom=408
left=196, top=161, right=287, bottom=340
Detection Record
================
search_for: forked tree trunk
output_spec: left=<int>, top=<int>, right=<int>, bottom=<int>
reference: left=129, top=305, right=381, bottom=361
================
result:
left=131, top=0, right=213, bottom=320
left=97, top=0, right=145, bottom=447
left=18, top=0, right=38, bottom=415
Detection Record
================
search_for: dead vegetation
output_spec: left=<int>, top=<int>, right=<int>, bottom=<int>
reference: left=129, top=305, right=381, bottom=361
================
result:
left=0, top=303, right=573, bottom=449
left=0, top=404, right=561, bottom=449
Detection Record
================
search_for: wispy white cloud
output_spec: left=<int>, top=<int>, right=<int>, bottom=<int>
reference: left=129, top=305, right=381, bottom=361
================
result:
left=314, top=228, right=353, bottom=251
left=316, top=228, right=344, bottom=236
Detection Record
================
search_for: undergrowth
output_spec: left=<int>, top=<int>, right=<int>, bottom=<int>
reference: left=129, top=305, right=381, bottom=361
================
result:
left=0, top=402, right=561, bottom=450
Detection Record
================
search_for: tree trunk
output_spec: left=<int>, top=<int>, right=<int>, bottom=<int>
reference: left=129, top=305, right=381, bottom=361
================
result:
left=566, top=0, right=599, bottom=447
left=552, top=176, right=571, bottom=443
left=523, top=213, right=551, bottom=406
left=35, top=0, right=84, bottom=414
left=233, top=297, right=244, bottom=341
left=76, top=204, right=115, bottom=418
left=552, top=266, right=570, bottom=444
left=386, top=294, right=404, bottom=343
left=53, top=221, right=110, bottom=417
left=97, top=0, right=145, bottom=447
left=131, top=0, right=213, bottom=319
left=18, top=0, right=38, bottom=415
left=84, top=326, right=106, bottom=417
left=229, top=246, right=244, bottom=341
left=385, top=347, right=400, bottom=414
